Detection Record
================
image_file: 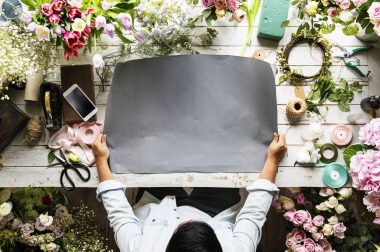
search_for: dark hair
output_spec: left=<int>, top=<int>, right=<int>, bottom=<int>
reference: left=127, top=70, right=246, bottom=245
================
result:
left=165, top=221, right=223, bottom=252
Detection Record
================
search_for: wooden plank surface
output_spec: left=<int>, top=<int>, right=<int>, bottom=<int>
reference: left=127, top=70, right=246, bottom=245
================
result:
left=1, top=5, right=379, bottom=188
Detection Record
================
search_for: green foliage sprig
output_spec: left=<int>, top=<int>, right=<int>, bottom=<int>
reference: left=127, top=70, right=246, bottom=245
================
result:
left=277, top=25, right=332, bottom=85
left=306, top=77, right=363, bottom=114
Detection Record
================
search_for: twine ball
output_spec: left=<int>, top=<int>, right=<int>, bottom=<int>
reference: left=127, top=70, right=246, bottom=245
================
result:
left=24, top=116, right=44, bottom=144
left=286, top=98, right=307, bottom=120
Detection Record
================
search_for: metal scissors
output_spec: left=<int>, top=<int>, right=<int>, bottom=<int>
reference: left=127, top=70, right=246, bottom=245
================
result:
left=332, top=44, right=372, bottom=77
left=54, top=149, right=91, bottom=191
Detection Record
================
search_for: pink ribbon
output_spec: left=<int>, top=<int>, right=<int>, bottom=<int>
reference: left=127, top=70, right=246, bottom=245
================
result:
left=48, top=122, right=102, bottom=165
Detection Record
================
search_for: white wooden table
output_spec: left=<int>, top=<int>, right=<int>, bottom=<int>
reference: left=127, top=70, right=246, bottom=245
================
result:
left=1, top=6, right=380, bottom=188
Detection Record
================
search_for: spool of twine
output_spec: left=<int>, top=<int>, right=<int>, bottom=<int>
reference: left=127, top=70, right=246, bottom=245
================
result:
left=286, top=97, right=307, bottom=120
left=24, top=116, right=44, bottom=144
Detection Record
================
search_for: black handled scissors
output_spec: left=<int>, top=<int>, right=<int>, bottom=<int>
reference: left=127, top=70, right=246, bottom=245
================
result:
left=54, top=149, right=91, bottom=191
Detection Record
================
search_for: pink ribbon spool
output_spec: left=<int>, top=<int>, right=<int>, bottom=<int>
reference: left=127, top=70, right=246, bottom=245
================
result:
left=330, top=125, right=353, bottom=146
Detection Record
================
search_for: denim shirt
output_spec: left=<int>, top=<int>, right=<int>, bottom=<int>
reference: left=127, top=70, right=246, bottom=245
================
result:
left=96, top=179, right=279, bottom=252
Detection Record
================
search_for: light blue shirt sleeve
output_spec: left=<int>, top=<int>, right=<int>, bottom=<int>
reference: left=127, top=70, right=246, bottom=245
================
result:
left=233, top=179, right=279, bottom=252
left=96, top=180, right=143, bottom=252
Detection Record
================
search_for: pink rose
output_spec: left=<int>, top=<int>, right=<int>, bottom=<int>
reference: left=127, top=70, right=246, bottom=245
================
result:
left=304, top=238, right=316, bottom=252
left=52, top=0, right=66, bottom=12
left=368, top=2, right=380, bottom=22
left=312, top=215, right=325, bottom=227
left=215, top=0, right=227, bottom=9
left=314, top=244, right=324, bottom=252
left=339, top=0, right=351, bottom=10
left=271, top=199, right=282, bottom=212
left=333, top=223, right=347, bottom=239
left=202, top=0, right=215, bottom=8
left=227, top=0, right=239, bottom=12
left=284, top=211, right=295, bottom=222
left=293, top=210, right=311, bottom=226
left=352, top=0, right=368, bottom=7
left=230, top=9, right=245, bottom=22
left=67, top=8, right=82, bottom=22
left=312, top=232, right=324, bottom=242
left=296, top=193, right=305, bottom=205
left=294, top=244, right=308, bottom=252
left=319, top=188, right=335, bottom=197
left=293, top=229, right=306, bottom=243
left=318, top=238, right=332, bottom=252
left=327, top=7, right=337, bottom=17
left=41, top=3, right=53, bottom=16
left=48, top=13, right=60, bottom=24
left=286, top=237, right=297, bottom=248
left=374, top=217, right=380, bottom=225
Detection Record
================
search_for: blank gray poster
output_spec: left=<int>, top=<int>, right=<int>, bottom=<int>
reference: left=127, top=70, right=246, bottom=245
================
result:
left=104, top=55, right=277, bottom=173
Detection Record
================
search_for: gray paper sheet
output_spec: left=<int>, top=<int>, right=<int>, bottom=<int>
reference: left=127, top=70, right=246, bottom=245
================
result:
left=104, top=55, right=277, bottom=173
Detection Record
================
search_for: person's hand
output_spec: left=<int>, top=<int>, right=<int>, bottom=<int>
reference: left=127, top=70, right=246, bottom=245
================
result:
left=92, top=133, right=109, bottom=164
left=267, top=132, right=287, bottom=165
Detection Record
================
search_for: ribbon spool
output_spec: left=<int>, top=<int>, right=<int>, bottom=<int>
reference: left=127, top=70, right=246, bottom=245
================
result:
left=286, top=97, right=307, bottom=120
left=322, top=163, right=348, bottom=188
left=330, top=125, right=353, bottom=146
left=319, top=143, right=338, bottom=164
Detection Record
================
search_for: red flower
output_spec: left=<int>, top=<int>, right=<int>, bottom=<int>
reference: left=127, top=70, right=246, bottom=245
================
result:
left=82, top=25, right=91, bottom=36
left=52, top=0, right=66, bottom=12
left=64, top=31, right=78, bottom=47
left=85, top=7, right=94, bottom=16
left=64, top=48, right=79, bottom=60
left=67, top=7, right=82, bottom=21
left=73, top=31, right=87, bottom=48
left=41, top=3, right=54, bottom=16
left=48, top=13, right=60, bottom=24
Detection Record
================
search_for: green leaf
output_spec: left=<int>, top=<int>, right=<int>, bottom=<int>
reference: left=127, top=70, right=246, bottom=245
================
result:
left=48, top=151, right=56, bottom=164
left=281, top=20, right=290, bottom=28
left=205, top=18, right=212, bottom=27
left=328, top=92, right=339, bottom=102
left=20, top=0, right=36, bottom=9
left=342, top=24, right=359, bottom=36
left=202, top=9, right=212, bottom=19
left=320, top=23, right=336, bottom=34
left=350, top=81, right=363, bottom=93
left=279, top=75, right=286, bottom=84
left=365, top=22, right=374, bottom=34
left=115, top=28, right=133, bottom=44
left=87, top=34, right=93, bottom=53
left=343, top=144, right=373, bottom=167
left=339, top=78, right=348, bottom=89
left=338, top=101, right=350, bottom=112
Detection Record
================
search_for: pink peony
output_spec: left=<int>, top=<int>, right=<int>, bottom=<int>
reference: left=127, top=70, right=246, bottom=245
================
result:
left=48, top=13, right=60, bottom=24
left=52, top=0, right=66, bottom=12
left=41, top=3, right=53, bottom=16
left=293, top=210, right=311, bottom=226
left=67, top=8, right=82, bottom=22
left=303, top=238, right=316, bottom=252
left=359, top=118, right=380, bottom=149
left=202, top=0, right=215, bottom=8
left=333, top=223, right=347, bottom=239
left=227, top=0, right=239, bottom=12
left=350, top=150, right=380, bottom=194
left=363, top=193, right=380, bottom=224
left=312, top=215, right=325, bottom=227
left=296, top=193, right=305, bottom=205
left=327, top=7, right=338, bottom=17
left=368, top=2, right=380, bottom=22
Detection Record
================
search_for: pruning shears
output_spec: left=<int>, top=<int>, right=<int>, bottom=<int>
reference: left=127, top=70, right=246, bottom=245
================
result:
left=332, top=44, right=373, bottom=77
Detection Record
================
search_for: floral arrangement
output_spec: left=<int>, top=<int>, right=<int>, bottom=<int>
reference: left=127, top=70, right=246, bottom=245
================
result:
left=290, top=0, right=380, bottom=38
left=20, top=0, right=140, bottom=60
left=343, top=118, right=380, bottom=225
left=0, top=24, right=54, bottom=100
left=199, top=0, right=245, bottom=23
left=273, top=187, right=380, bottom=251
left=0, top=188, right=111, bottom=251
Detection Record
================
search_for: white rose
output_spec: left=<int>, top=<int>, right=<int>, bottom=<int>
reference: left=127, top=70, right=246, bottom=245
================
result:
left=38, top=214, right=53, bottom=227
left=338, top=188, right=352, bottom=198
left=328, top=215, right=339, bottom=224
left=322, top=224, right=334, bottom=236
left=316, top=202, right=329, bottom=211
left=280, top=196, right=295, bottom=211
left=0, top=202, right=12, bottom=217
left=325, top=196, right=339, bottom=208
left=339, top=10, right=354, bottom=23
left=305, top=1, right=319, bottom=16
left=335, top=204, right=347, bottom=214
left=47, top=242, right=58, bottom=251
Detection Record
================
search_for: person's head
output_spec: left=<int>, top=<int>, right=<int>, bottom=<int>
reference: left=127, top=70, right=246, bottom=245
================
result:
left=166, top=221, right=222, bottom=252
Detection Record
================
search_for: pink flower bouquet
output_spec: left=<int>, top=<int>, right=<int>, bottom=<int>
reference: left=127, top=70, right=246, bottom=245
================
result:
left=200, top=0, right=245, bottom=23
left=21, top=0, right=139, bottom=60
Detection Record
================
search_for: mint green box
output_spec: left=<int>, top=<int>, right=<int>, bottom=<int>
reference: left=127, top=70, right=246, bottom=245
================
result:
left=257, top=0, right=291, bottom=41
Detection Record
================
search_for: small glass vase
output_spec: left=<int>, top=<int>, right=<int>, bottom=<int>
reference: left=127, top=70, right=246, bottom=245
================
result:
left=24, top=70, right=44, bottom=102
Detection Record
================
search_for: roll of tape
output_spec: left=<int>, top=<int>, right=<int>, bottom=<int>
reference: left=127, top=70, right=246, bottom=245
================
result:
left=319, top=143, right=338, bottom=164
left=330, top=125, right=353, bottom=146
left=286, top=97, right=307, bottom=120
left=322, top=163, right=348, bottom=188
left=44, top=91, right=51, bottom=114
